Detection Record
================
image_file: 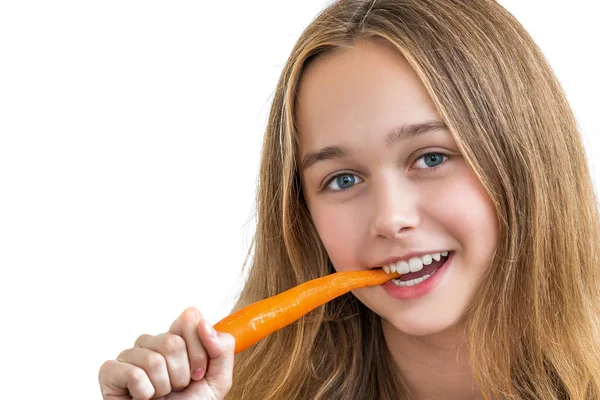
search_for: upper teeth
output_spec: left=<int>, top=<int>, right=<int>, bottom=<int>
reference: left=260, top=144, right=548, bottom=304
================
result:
left=382, top=251, right=449, bottom=274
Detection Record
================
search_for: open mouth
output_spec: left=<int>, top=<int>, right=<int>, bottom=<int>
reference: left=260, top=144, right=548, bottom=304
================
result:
left=382, top=251, right=452, bottom=287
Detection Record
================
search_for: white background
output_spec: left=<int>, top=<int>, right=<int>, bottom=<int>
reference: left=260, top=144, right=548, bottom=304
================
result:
left=0, top=1, right=597, bottom=398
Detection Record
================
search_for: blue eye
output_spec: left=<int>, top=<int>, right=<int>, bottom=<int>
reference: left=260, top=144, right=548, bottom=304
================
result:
left=325, top=173, right=363, bottom=192
left=414, top=152, right=447, bottom=169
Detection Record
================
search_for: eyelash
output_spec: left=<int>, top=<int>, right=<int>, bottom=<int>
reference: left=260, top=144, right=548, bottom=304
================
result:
left=322, top=152, right=449, bottom=193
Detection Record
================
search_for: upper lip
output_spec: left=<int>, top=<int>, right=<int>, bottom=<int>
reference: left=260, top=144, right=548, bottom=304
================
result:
left=368, top=250, right=452, bottom=269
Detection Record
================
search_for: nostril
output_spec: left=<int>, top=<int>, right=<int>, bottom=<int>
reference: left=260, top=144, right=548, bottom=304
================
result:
left=370, top=208, right=419, bottom=239
left=371, top=221, right=415, bottom=239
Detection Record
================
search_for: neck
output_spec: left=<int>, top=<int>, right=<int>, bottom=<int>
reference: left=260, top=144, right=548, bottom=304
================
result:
left=382, top=320, right=483, bottom=400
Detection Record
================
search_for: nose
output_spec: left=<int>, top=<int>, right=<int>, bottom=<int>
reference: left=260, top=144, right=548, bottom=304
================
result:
left=369, top=180, right=420, bottom=239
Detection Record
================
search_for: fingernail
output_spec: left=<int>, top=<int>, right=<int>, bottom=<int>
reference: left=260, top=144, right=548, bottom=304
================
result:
left=205, top=320, right=217, bottom=337
left=192, top=367, right=205, bottom=381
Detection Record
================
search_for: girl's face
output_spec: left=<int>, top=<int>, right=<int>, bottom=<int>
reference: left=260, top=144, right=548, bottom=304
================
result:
left=297, top=40, right=498, bottom=336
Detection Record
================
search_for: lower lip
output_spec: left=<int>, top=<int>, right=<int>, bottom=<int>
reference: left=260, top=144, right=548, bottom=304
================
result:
left=380, top=252, right=454, bottom=300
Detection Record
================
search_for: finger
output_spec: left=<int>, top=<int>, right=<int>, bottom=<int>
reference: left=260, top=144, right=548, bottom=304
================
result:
left=169, top=307, right=209, bottom=382
left=134, top=333, right=191, bottom=391
left=199, top=320, right=236, bottom=397
left=117, top=347, right=171, bottom=398
left=99, top=359, right=154, bottom=400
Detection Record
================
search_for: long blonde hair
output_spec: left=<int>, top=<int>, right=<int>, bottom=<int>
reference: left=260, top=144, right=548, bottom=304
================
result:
left=226, top=1, right=600, bottom=398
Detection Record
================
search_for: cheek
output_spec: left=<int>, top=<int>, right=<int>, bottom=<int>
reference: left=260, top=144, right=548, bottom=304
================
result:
left=309, top=203, right=365, bottom=271
left=432, top=169, right=498, bottom=262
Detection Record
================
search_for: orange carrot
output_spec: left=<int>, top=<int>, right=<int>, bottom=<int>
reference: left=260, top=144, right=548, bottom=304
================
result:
left=214, top=268, right=400, bottom=354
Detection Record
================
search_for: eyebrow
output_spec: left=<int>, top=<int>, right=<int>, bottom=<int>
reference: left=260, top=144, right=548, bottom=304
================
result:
left=300, top=120, right=448, bottom=171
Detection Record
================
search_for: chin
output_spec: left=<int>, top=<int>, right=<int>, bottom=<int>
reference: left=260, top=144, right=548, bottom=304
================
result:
left=385, top=311, right=464, bottom=337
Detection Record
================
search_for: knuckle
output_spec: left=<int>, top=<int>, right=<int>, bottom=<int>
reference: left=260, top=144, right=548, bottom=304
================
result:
left=160, top=333, right=186, bottom=355
left=125, top=366, right=148, bottom=387
left=98, top=360, right=115, bottom=381
left=181, top=307, right=202, bottom=324
left=134, top=333, right=151, bottom=347
left=143, top=352, right=166, bottom=371
left=116, top=348, right=131, bottom=361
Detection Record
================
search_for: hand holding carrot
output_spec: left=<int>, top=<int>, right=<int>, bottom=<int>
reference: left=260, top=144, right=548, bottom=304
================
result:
left=99, top=308, right=235, bottom=400
left=99, top=269, right=397, bottom=398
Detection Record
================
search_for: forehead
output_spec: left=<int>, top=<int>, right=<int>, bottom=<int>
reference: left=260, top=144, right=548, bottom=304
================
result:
left=295, top=39, right=439, bottom=151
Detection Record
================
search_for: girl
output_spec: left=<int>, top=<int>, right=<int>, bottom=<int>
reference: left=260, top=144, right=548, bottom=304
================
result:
left=99, top=1, right=600, bottom=398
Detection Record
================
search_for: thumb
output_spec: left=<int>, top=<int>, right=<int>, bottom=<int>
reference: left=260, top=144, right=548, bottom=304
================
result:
left=197, top=320, right=236, bottom=398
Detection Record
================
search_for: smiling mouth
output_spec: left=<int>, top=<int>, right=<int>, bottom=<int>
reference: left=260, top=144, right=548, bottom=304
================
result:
left=380, top=251, right=451, bottom=287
